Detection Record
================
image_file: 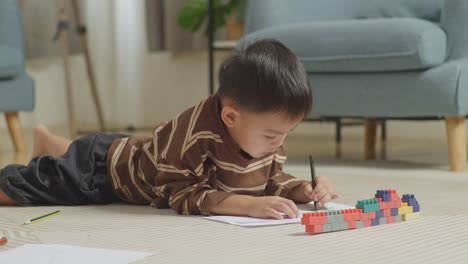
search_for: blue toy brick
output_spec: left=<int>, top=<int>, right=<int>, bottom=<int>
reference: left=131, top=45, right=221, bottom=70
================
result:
left=391, top=208, right=399, bottom=216
left=376, top=210, right=384, bottom=218
left=413, top=204, right=420, bottom=212
left=376, top=190, right=391, bottom=202
left=371, top=218, right=380, bottom=226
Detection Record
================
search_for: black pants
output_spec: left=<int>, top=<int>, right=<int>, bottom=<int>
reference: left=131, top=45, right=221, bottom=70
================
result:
left=0, top=133, right=127, bottom=205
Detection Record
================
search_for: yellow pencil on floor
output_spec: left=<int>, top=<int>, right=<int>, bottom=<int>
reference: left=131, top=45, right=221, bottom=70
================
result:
left=23, top=210, right=60, bottom=225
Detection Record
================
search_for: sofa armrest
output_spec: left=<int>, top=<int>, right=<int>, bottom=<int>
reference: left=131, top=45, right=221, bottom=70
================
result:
left=441, top=0, right=468, bottom=60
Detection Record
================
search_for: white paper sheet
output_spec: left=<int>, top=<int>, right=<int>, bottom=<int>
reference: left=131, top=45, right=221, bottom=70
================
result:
left=0, top=244, right=153, bottom=264
left=203, top=202, right=355, bottom=227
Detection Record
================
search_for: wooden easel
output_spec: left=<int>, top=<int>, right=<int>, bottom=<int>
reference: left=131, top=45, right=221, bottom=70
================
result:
left=55, top=0, right=105, bottom=138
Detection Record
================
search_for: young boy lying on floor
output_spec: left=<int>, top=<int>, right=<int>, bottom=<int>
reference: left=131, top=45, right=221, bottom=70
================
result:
left=0, top=39, right=338, bottom=219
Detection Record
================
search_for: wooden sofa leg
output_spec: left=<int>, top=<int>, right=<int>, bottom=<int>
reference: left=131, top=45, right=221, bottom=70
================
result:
left=5, top=112, right=26, bottom=153
left=364, top=119, right=377, bottom=160
left=445, top=116, right=467, bottom=172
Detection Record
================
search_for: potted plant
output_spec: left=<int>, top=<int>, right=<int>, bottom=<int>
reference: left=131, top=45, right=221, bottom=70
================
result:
left=177, top=0, right=246, bottom=40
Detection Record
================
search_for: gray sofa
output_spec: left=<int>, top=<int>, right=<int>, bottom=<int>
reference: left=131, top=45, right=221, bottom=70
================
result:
left=238, top=0, right=468, bottom=171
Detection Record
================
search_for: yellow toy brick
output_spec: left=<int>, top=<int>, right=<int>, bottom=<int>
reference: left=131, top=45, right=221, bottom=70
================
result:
left=402, top=212, right=420, bottom=221
left=398, top=202, right=413, bottom=215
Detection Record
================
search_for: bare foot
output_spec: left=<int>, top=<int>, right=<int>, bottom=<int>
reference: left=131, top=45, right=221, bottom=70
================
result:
left=31, top=124, right=50, bottom=158
left=31, top=125, right=72, bottom=159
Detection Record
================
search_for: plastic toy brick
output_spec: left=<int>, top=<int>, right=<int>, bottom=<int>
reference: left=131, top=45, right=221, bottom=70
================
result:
left=302, top=189, right=420, bottom=235
left=363, top=220, right=372, bottom=227
left=331, top=222, right=341, bottom=231
left=356, top=221, right=365, bottom=229
left=356, top=199, right=380, bottom=213
left=301, top=212, right=327, bottom=225
left=382, top=209, right=391, bottom=217
left=323, top=224, right=332, bottom=232
left=398, top=203, right=413, bottom=215
left=371, top=218, right=380, bottom=226
left=306, top=225, right=323, bottom=234
left=375, top=210, right=384, bottom=218
left=402, top=212, right=420, bottom=221
left=379, top=217, right=387, bottom=225
left=394, top=215, right=402, bottom=223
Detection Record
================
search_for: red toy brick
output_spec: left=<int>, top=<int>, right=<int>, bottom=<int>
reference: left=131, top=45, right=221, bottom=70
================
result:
left=306, top=225, right=323, bottom=234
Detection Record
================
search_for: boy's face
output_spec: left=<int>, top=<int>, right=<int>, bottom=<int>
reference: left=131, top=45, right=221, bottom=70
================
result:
left=221, top=105, right=302, bottom=158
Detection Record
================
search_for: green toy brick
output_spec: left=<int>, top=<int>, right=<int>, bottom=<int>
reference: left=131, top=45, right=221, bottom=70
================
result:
left=356, top=199, right=380, bottom=213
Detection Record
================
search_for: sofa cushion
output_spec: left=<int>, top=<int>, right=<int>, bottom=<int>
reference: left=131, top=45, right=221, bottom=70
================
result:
left=0, top=45, right=22, bottom=79
left=238, top=18, right=447, bottom=72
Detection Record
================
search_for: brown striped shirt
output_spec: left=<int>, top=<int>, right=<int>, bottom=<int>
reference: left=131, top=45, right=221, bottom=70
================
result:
left=106, top=95, right=307, bottom=215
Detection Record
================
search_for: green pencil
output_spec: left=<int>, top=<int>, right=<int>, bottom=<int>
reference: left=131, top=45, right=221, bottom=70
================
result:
left=24, top=210, right=60, bottom=225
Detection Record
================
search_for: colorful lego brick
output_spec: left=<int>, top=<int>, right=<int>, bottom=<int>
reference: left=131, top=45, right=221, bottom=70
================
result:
left=379, top=217, right=387, bottom=225
left=341, top=222, right=349, bottom=230
left=394, top=215, right=402, bottom=223
left=306, top=225, right=323, bottom=234
left=347, top=221, right=356, bottom=229
left=393, top=199, right=402, bottom=209
left=387, top=216, right=395, bottom=224
left=331, top=222, right=342, bottom=231
left=371, top=218, right=380, bottom=226
left=402, top=212, right=420, bottom=221
left=356, top=221, right=365, bottom=229
left=398, top=203, right=413, bottom=215
left=391, top=208, right=399, bottom=216
left=356, top=198, right=380, bottom=213
left=301, top=212, right=327, bottom=225
left=382, top=209, right=391, bottom=217
left=402, top=194, right=419, bottom=207
left=375, top=190, right=391, bottom=202
left=342, top=209, right=354, bottom=222
left=326, top=210, right=344, bottom=223
left=412, top=204, right=420, bottom=212
left=375, top=210, right=384, bottom=218
left=363, top=220, right=372, bottom=227
left=323, top=224, right=332, bottom=232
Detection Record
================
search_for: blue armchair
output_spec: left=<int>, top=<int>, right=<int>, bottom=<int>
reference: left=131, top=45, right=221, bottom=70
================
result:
left=0, top=0, right=35, bottom=153
left=238, top=0, right=468, bottom=171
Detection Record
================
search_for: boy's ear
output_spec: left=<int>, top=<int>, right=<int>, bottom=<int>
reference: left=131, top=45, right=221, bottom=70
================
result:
left=221, top=105, right=240, bottom=128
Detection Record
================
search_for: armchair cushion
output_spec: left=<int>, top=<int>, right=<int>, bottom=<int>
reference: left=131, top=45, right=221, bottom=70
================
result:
left=238, top=18, right=447, bottom=73
left=0, top=45, right=22, bottom=79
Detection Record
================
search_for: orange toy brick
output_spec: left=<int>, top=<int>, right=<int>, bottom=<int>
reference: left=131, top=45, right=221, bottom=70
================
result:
left=306, top=225, right=323, bottom=234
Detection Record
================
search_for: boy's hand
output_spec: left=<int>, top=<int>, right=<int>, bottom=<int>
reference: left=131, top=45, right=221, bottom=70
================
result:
left=292, top=176, right=339, bottom=206
left=247, top=196, right=299, bottom=220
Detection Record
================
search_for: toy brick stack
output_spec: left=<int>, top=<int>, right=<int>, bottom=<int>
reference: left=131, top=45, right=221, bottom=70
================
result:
left=301, top=189, right=420, bottom=235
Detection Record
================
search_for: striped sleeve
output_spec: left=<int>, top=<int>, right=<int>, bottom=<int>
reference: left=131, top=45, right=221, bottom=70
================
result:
left=156, top=149, right=235, bottom=216
left=263, top=151, right=307, bottom=199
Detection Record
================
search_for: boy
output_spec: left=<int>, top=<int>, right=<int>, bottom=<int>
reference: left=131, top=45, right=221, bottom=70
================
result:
left=0, top=40, right=337, bottom=219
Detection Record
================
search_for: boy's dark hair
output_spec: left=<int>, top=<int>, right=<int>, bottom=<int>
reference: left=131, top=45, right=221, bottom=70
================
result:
left=217, top=39, right=312, bottom=120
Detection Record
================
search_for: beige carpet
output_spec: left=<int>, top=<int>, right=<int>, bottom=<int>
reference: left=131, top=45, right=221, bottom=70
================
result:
left=1, top=159, right=467, bottom=264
